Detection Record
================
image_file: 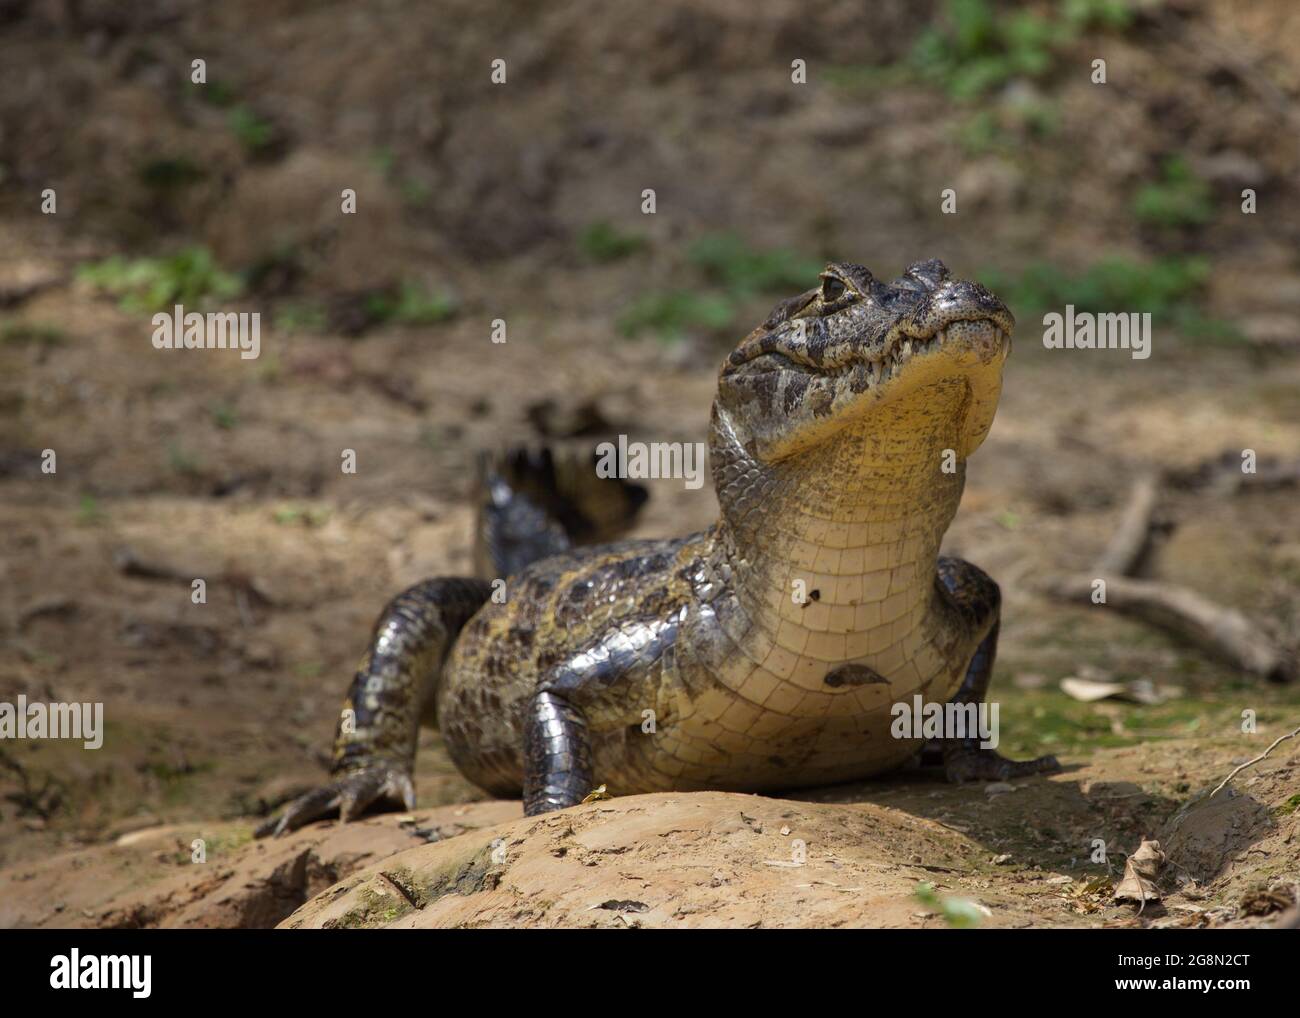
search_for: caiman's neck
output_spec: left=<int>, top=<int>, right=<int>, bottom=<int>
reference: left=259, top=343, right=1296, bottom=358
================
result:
left=710, top=385, right=972, bottom=624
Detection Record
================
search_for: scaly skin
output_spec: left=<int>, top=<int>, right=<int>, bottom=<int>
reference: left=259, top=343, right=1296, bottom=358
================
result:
left=259, top=258, right=1058, bottom=835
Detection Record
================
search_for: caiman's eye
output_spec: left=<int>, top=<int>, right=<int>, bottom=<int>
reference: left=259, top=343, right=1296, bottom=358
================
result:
left=821, top=276, right=846, bottom=301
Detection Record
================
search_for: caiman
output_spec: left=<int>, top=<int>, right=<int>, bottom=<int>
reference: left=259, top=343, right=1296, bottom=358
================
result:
left=258, top=258, right=1059, bottom=835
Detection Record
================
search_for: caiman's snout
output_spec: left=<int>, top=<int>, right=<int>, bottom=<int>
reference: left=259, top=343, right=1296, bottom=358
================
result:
left=905, top=272, right=1013, bottom=347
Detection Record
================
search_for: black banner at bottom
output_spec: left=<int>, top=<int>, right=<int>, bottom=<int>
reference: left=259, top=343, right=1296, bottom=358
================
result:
left=1, top=927, right=1293, bottom=1006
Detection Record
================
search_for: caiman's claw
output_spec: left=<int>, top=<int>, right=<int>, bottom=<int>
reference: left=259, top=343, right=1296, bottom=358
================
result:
left=254, top=764, right=415, bottom=838
left=943, top=745, right=1061, bottom=784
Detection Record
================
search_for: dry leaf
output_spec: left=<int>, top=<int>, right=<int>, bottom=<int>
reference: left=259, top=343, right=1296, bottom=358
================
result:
left=1115, top=838, right=1165, bottom=910
left=1060, top=677, right=1181, bottom=705
left=1061, top=677, right=1127, bottom=702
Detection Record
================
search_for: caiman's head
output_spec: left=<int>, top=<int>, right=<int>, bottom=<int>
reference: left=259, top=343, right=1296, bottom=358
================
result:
left=714, top=258, right=1013, bottom=465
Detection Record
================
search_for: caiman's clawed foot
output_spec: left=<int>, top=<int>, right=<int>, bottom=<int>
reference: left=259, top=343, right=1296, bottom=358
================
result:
left=254, top=764, right=415, bottom=838
left=943, top=744, right=1060, bottom=784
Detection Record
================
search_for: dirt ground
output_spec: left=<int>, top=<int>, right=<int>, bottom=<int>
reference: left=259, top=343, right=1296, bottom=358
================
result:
left=0, top=0, right=1297, bottom=928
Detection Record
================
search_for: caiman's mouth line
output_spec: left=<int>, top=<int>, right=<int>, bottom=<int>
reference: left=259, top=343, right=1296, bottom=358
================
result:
left=726, top=317, right=1012, bottom=383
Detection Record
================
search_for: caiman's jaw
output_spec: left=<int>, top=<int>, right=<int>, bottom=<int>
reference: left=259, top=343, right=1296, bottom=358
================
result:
left=715, top=258, right=1013, bottom=462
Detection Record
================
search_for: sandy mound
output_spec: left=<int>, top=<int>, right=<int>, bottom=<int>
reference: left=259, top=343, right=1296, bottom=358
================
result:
left=279, top=790, right=1077, bottom=929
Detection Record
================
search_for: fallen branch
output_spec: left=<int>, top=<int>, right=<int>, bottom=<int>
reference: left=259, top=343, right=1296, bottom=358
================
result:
left=1094, top=472, right=1164, bottom=577
left=1040, top=473, right=1295, bottom=683
left=1167, top=452, right=1300, bottom=496
left=1043, top=574, right=1294, bottom=683
left=1208, top=724, right=1300, bottom=799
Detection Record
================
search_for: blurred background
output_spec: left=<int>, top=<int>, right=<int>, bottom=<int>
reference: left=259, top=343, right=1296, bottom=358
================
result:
left=1, top=0, right=1297, bottom=880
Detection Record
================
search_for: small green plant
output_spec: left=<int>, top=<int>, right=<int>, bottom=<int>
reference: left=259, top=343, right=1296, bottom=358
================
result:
left=985, top=256, right=1211, bottom=317
left=75, top=495, right=105, bottom=526
left=166, top=442, right=202, bottom=477
left=957, top=97, right=1059, bottom=153
left=577, top=221, right=647, bottom=263
left=911, top=0, right=1133, bottom=99
left=228, top=105, right=275, bottom=154
left=985, top=256, right=1244, bottom=345
left=273, top=301, right=327, bottom=333
left=364, top=282, right=458, bottom=326
left=369, top=147, right=397, bottom=176
left=911, top=0, right=1063, bottom=98
left=210, top=402, right=239, bottom=430
left=617, top=291, right=736, bottom=342
left=687, top=232, right=821, bottom=296
left=137, top=157, right=206, bottom=191
left=1062, top=0, right=1134, bottom=30
left=1132, top=157, right=1213, bottom=228
left=1, top=321, right=66, bottom=347
left=192, top=80, right=236, bottom=108
left=914, top=881, right=987, bottom=928
left=77, top=247, right=242, bottom=314
left=274, top=505, right=331, bottom=528
left=995, top=509, right=1022, bottom=531
left=619, top=233, right=820, bottom=342
left=1275, top=793, right=1300, bottom=817
left=400, top=178, right=433, bottom=208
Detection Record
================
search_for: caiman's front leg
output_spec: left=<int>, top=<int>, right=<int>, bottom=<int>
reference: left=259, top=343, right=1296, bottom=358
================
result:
left=935, top=557, right=1061, bottom=783
left=521, top=612, right=678, bottom=815
left=256, top=577, right=490, bottom=837
left=523, top=691, right=594, bottom=815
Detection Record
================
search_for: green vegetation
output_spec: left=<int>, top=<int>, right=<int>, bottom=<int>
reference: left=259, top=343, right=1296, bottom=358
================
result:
left=191, top=79, right=236, bottom=108
left=369, top=147, right=397, bottom=176
left=273, top=301, right=327, bottom=333
left=0, top=321, right=66, bottom=347
left=911, top=0, right=1134, bottom=99
left=957, top=97, right=1060, bottom=153
left=400, top=177, right=433, bottom=208
left=828, top=0, right=1134, bottom=96
left=183, top=73, right=275, bottom=154
left=165, top=441, right=203, bottom=477
left=274, top=504, right=331, bottom=528
left=77, top=247, right=242, bottom=313
left=210, top=402, right=240, bottom=430
left=620, top=232, right=820, bottom=342
left=983, top=255, right=1243, bottom=343
left=75, top=494, right=106, bottom=526
left=1276, top=794, right=1300, bottom=817
left=228, top=105, right=275, bottom=153
left=985, top=256, right=1210, bottom=318
left=915, top=881, right=986, bottom=928
left=577, top=221, right=647, bottom=263
left=364, top=281, right=458, bottom=326
left=1132, top=156, right=1214, bottom=228
left=995, top=686, right=1249, bottom=759
left=687, top=232, right=822, bottom=296
left=617, top=290, right=735, bottom=343
left=137, top=156, right=207, bottom=191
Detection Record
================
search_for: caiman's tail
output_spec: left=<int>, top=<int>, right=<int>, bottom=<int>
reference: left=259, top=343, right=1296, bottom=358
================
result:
left=472, top=443, right=649, bottom=579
